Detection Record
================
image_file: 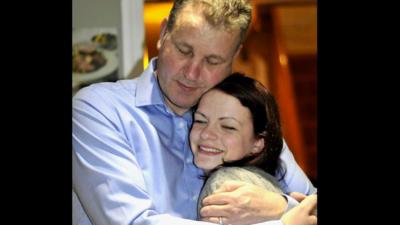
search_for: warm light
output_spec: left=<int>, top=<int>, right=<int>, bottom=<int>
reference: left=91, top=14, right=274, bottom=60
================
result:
left=143, top=2, right=174, bottom=63
left=144, top=2, right=173, bottom=25
left=143, top=45, right=149, bottom=69
left=279, top=54, right=288, bottom=66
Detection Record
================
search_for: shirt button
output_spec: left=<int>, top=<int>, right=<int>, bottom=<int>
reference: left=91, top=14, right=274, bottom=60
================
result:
left=186, top=158, right=192, bottom=164
left=192, top=195, right=198, bottom=201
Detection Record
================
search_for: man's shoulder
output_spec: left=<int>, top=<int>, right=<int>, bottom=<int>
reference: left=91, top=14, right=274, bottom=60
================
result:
left=72, top=79, right=142, bottom=117
left=74, top=79, right=137, bottom=101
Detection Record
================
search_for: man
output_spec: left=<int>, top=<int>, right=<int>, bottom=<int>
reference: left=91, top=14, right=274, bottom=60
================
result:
left=73, top=0, right=316, bottom=225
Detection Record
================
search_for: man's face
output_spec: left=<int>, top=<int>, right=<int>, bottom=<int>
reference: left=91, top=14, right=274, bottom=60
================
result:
left=156, top=5, right=241, bottom=115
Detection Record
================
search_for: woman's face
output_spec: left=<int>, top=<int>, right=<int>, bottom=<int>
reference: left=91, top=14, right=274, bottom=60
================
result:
left=190, top=89, right=264, bottom=172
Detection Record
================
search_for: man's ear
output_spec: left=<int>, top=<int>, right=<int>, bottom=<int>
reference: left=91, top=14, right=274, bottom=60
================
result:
left=251, top=137, right=265, bottom=155
left=157, top=17, right=169, bottom=50
left=233, top=44, right=243, bottom=60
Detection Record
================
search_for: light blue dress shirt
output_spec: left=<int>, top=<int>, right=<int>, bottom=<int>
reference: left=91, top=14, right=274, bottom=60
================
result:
left=73, top=58, right=316, bottom=225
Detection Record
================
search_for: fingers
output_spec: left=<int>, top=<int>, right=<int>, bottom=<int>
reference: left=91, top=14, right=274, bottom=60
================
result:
left=299, top=194, right=317, bottom=211
left=309, top=215, right=318, bottom=225
left=202, top=180, right=247, bottom=206
left=202, top=216, right=236, bottom=225
left=202, top=192, right=231, bottom=206
left=201, top=216, right=226, bottom=224
left=289, top=192, right=307, bottom=202
left=200, top=204, right=229, bottom=218
left=213, top=180, right=246, bottom=193
left=290, top=193, right=318, bottom=217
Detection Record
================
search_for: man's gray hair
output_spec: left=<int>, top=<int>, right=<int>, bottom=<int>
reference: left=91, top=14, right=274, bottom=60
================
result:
left=167, top=0, right=252, bottom=43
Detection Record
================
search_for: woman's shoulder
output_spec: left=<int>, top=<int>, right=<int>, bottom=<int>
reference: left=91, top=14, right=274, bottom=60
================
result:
left=206, top=166, right=283, bottom=194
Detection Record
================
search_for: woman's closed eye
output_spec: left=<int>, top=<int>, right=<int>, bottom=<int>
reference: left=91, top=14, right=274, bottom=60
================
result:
left=194, top=119, right=207, bottom=124
left=221, top=125, right=237, bottom=131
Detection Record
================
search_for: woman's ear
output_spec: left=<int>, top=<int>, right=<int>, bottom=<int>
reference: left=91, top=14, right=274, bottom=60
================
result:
left=251, top=137, right=265, bottom=155
left=157, top=17, right=169, bottom=50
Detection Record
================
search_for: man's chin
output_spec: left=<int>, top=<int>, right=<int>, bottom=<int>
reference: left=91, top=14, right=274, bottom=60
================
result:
left=165, top=99, right=197, bottom=114
left=173, top=98, right=198, bottom=109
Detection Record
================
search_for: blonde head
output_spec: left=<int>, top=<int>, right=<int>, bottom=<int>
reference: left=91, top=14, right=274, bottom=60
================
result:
left=167, top=0, right=252, bottom=45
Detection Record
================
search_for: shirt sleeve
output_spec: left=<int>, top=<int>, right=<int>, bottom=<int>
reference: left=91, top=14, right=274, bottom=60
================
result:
left=252, top=221, right=283, bottom=225
left=72, top=88, right=214, bottom=225
left=280, top=140, right=317, bottom=195
left=249, top=195, right=296, bottom=225
left=282, top=194, right=300, bottom=213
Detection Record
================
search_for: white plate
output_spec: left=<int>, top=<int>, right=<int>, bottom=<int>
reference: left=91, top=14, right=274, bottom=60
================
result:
left=73, top=50, right=118, bottom=84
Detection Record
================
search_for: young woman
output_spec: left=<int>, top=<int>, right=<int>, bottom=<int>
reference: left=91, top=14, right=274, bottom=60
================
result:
left=190, top=73, right=317, bottom=225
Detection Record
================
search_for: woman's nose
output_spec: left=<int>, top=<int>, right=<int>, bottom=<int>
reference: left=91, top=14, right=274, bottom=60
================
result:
left=200, top=125, right=217, bottom=140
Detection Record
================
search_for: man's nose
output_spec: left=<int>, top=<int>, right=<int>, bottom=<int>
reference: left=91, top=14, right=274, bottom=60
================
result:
left=183, top=59, right=201, bottom=81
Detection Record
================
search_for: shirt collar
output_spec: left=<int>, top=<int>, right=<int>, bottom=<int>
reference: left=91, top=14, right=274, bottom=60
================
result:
left=135, top=57, right=194, bottom=122
left=135, top=58, right=164, bottom=107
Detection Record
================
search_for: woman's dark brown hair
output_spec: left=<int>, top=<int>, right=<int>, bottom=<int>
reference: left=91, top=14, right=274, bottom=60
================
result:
left=210, top=72, right=286, bottom=179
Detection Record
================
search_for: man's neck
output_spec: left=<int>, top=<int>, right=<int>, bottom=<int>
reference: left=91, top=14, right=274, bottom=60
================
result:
left=153, top=70, right=190, bottom=116
left=164, top=98, right=190, bottom=116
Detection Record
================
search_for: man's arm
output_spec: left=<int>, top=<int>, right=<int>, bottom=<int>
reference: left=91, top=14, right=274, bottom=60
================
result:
left=199, top=181, right=288, bottom=225
left=200, top=194, right=317, bottom=225
left=279, top=141, right=317, bottom=195
left=72, top=88, right=214, bottom=225
left=250, top=195, right=317, bottom=225
left=199, top=141, right=316, bottom=225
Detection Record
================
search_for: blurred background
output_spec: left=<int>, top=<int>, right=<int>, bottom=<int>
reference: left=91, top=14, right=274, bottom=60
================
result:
left=73, top=0, right=317, bottom=186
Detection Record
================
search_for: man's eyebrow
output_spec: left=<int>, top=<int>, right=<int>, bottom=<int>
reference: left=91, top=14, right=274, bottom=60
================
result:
left=171, top=36, right=192, bottom=47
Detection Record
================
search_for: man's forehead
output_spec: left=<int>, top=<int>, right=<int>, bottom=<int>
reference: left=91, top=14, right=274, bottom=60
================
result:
left=169, top=4, right=241, bottom=59
left=174, top=4, right=206, bottom=30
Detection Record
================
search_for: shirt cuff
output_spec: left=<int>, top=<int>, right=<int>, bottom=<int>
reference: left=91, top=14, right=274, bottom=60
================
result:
left=253, top=220, right=283, bottom=225
left=282, top=194, right=299, bottom=213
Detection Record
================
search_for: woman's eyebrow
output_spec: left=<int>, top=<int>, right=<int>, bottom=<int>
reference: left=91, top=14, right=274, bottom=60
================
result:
left=194, top=111, right=207, bottom=118
left=219, top=117, right=242, bottom=125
